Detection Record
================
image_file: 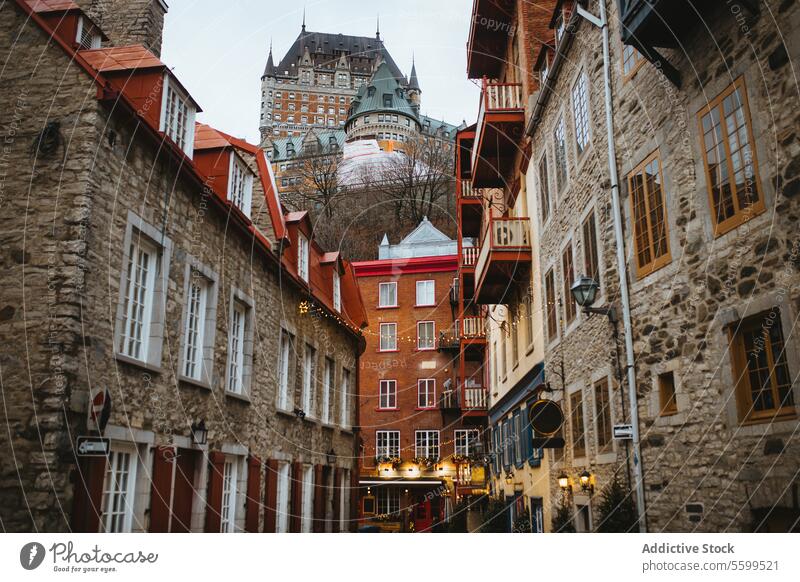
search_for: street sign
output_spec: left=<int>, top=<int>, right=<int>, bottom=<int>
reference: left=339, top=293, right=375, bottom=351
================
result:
left=613, top=424, right=633, bottom=440
left=528, top=399, right=564, bottom=436
left=76, top=436, right=110, bottom=456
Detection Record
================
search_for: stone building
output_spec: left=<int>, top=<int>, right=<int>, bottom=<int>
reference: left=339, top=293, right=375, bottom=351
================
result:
left=352, top=219, right=488, bottom=532
left=523, top=0, right=800, bottom=532
left=0, top=0, right=367, bottom=533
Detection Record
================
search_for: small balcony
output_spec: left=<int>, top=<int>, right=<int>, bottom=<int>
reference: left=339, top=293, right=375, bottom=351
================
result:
left=462, top=246, right=479, bottom=269
left=439, top=381, right=488, bottom=415
left=437, top=317, right=486, bottom=353
left=475, top=217, right=532, bottom=304
left=459, top=183, right=484, bottom=238
left=471, top=79, right=525, bottom=188
left=467, top=0, right=516, bottom=79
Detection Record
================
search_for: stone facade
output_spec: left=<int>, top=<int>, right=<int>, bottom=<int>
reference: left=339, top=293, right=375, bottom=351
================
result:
left=525, top=0, right=800, bottom=532
left=83, top=0, right=167, bottom=56
left=0, top=0, right=364, bottom=533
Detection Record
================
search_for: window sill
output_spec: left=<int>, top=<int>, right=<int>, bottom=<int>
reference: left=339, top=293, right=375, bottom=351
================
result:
left=276, top=407, right=297, bottom=419
left=178, top=375, right=212, bottom=391
left=225, top=390, right=251, bottom=404
left=114, top=352, right=163, bottom=375
left=414, top=304, right=436, bottom=309
left=739, top=410, right=796, bottom=432
left=376, top=407, right=398, bottom=412
left=378, top=349, right=400, bottom=353
left=376, top=305, right=399, bottom=310
left=414, top=407, right=437, bottom=411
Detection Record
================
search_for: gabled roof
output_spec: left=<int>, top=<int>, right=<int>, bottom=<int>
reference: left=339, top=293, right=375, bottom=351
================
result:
left=347, top=62, right=417, bottom=120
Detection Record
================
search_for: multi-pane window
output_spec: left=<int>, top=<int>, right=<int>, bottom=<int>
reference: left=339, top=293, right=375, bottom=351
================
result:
left=162, top=78, right=193, bottom=154
left=562, top=244, right=576, bottom=324
left=572, top=72, right=590, bottom=154
left=582, top=211, right=600, bottom=283
left=379, top=282, right=397, bottom=307
left=182, top=276, right=208, bottom=380
left=417, top=321, right=435, bottom=350
left=698, top=78, right=763, bottom=236
left=379, top=379, right=397, bottom=409
left=301, top=465, right=314, bottom=532
left=376, top=488, right=400, bottom=516
left=379, top=323, right=397, bottom=351
left=333, top=271, right=341, bottom=312
left=376, top=430, right=400, bottom=458
left=322, top=357, right=334, bottom=423
left=298, top=234, right=309, bottom=282
left=417, top=379, right=435, bottom=409
left=119, top=237, right=156, bottom=361
left=622, top=44, right=644, bottom=78
left=594, top=378, right=612, bottom=451
left=553, top=116, right=568, bottom=192
left=454, top=429, right=480, bottom=456
left=570, top=390, right=586, bottom=458
left=220, top=458, right=239, bottom=532
left=275, top=462, right=290, bottom=533
left=101, top=446, right=137, bottom=532
left=415, top=280, right=435, bottom=306
left=628, top=151, right=671, bottom=277
left=303, top=344, right=316, bottom=415
left=339, top=469, right=351, bottom=530
left=227, top=302, right=247, bottom=394
left=228, top=154, right=253, bottom=217
left=730, top=309, right=794, bottom=423
left=538, top=154, right=551, bottom=223
left=340, top=369, right=351, bottom=427
left=415, top=430, right=440, bottom=460
left=277, top=330, right=293, bottom=410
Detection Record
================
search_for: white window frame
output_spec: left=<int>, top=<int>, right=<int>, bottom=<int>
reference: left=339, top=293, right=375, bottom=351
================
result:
left=332, top=271, right=341, bottom=311
left=340, top=368, right=351, bottom=428
left=379, top=379, right=397, bottom=409
left=415, top=280, right=435, bottom=306
left=227, top=152, right=254, bottom=218
left=322, top=357, right=334, bottom=424
left=100, top=443, right=139, bottom=533
left=220, top=457, right=239, bottom=533
left=178, top=260, right=218, bottom=387
left=180, top=273, right=209, bottom=382
left=417, top=379, right=436, bottom=409
left=118, top=236, right=156, bottom=362
left=415, top=430, right=440, bottom=460
left=301, top=464, right=314, bottom=532
left=339, top=469, right=350, bottom=531
left=277, top=329, right=294, bottom=411
left=454, top=429, right=480, bottom=456
left=302, top=343, right=316, bottom=416
left=572, top=71, right=590, bottom=155
left=276, top=461, right=291, bottom=533
left=417, top=321, right=435, bottom=351
left=379, top=322, right=397, bottom=351
left=376, top=430, right=400, bottom=458
left=225, top=289, right=254, bottom=397
left=159, top=73, right=196, bottom=158
left=298, top=233, right=310, bottom=282
left=379, top=282, right=397, bottom=307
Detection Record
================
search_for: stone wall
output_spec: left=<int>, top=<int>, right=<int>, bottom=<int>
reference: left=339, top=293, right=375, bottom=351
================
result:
left=83, top=0, right=167, bottom=56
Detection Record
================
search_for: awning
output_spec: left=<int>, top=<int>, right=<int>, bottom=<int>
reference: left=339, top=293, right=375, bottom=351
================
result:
left=358, top=479, right=445, bottom=487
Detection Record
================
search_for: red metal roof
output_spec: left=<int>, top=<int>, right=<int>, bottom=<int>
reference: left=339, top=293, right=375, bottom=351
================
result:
left=352, top=255, right=458, bottom=277
left=194, top=124, right=233, bottom=150
left=23, top=0, right=79, bottom=12
left=79, top=44, right=165, bottom=72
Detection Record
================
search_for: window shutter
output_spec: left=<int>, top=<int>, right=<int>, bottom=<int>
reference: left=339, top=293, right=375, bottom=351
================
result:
left=245, top=455, right=262, bottom=532
left=263, top=459, right=279, bottom=533
left=149, top=446, right=176, bottom=532
left=172, top=450, right=197, bottom=532
left=313, top=464, right=325, bottom=533
left=71, top=455, right=107, bottom=532
left=332, top=467, right=342, bottom=533
left=204, top=451, right=226, bottom=532
left=290, top=462, right=303, bottom=532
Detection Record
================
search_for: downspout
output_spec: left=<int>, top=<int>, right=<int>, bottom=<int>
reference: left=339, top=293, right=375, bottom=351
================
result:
left=592, top=0, right=648, bottom=532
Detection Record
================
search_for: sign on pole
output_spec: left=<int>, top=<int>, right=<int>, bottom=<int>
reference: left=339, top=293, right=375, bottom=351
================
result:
left=613, top=424, right=633, bottom=440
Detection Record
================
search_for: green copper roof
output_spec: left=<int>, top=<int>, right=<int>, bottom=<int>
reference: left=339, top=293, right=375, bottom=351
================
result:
left=347, top=62, right=418, bottom=122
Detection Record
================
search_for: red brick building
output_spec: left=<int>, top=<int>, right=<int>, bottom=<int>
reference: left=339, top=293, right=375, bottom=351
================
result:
left=353, top=219, right=488, bottom=532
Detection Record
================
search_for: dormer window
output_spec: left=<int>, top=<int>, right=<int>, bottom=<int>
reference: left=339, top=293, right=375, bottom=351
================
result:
left=383, top=94, right=392, bottom=107
left=333, top=271, right=341, bottom=312
left=368, top=86, right=376, bottom=97
left=160, top=75, right=196, bottom=157
left=228, top=153, right=254, bottom=217
left=298, top=234, right=309, bottom=282
left=76, top=16, right=101, bottom=50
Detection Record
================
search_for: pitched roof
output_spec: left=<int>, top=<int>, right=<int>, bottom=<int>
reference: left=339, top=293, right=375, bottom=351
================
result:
left=408, top=59, right=420, bottom=91
left=193, top=124, right=232, bottom=150
left=79, top=44, right=164, bottom=72
left=271, top=29, right=405, bottom=80
left=23, top=0, right=79, bottom=12
left=419, top=115, right=458, bottom=139
left=268, top=129, right=345, bottom=161
left=347, top=62, right=417, bottom=120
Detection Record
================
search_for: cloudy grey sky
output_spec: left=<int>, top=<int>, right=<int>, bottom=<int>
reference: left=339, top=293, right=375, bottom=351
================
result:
left=161, top=0, right=481, bottom=143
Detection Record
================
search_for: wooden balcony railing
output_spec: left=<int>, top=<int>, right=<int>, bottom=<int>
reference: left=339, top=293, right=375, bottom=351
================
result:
left=462, top=316, right=485, bottom=338
left=463, top=386, right=488, bottom=410
left=475, top=217, right=531, bottom=288
left=462, top=246, right=479, bottom=267
left=472, top=79, right=524, bottom=171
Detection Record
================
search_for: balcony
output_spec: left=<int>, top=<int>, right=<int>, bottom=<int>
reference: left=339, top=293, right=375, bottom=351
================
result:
left=439, top=381, right=488, bottom=415
left=471, top=79, right=525, bottom=188
left=437, top=317, right=486, bottom=353
left=467, top=0, right=516, bottom=79
left=475, top=217, right=532, bottom=304
left=462, top=246, right=479, bottom=269
left=462, top=316, right=485, bottom=339
left=459, top=183, right=485, bottom=238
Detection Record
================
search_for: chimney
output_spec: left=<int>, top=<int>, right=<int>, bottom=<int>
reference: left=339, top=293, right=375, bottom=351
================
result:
left=82, top=0, right=169, bottom=56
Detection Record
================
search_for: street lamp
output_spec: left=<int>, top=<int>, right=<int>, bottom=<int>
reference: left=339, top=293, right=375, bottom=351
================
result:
left=505, top=471, right=514, bottom=485
left=190, top=420, right=208, bottom=446
left=579, top=470, right=594, bottom=494
left=326, top=448, right=336, bottom=465
left=570, top=275, right=616, bottom=321
left=557, top=471, right=571, bottom=493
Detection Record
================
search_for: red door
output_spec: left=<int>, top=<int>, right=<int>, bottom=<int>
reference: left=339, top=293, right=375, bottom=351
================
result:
left=171, top=449, right=197, bottom=532
left=414, top=493, right=442, bottom=532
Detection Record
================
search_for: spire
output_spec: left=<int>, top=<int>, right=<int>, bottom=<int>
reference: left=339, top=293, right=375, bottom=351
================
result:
left=263, top=39, right=276, bottom=77
left=376, top=14, right=380, bottom=39
left=302, top=6, right=306, bottom=32
left=408, top=54, right=420, bottom=92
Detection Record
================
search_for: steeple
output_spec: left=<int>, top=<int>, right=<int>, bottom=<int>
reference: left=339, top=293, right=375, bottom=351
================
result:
left=376, top=14, right=380, bottom=40
left=408, top=55, right=420, bottom=92
left=302, top=7, right=306, bottom=32
left=263, top=39, right=276, bottom=78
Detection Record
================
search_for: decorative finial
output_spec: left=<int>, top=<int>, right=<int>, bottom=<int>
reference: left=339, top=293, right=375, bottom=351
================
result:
left=376, top=14, right=380, bottom=39
left=302, top=6, right=306, bottom=32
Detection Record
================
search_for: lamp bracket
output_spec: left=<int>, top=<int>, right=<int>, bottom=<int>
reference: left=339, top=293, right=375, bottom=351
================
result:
left=583, top=305, right=617, bottom=323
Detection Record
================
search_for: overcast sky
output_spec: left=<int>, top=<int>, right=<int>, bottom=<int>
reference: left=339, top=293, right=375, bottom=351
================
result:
left=161, top=0, right=481, bottom=144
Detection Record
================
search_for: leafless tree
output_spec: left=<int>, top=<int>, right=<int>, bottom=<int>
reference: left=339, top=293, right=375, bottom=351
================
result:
left=281, top=144, right=342, bottom=219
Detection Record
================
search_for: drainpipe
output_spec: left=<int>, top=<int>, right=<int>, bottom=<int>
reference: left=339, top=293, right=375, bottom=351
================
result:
left=576, top=0, right=647, bottom=532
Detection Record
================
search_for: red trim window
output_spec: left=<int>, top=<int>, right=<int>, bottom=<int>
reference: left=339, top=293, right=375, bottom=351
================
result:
left=379, top=380, right=397, bottom=409
left=415, top=280, right=435, bottom=307
left=417, top=321, right=435, bottom=351
left=378, top=281, right=397, bottom=308
left=417, top=379, right=436, bottom=409
left=379, top=323, right=397, bottom=351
